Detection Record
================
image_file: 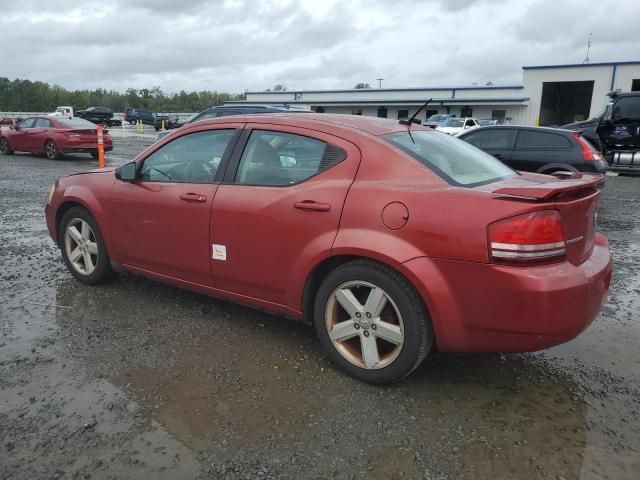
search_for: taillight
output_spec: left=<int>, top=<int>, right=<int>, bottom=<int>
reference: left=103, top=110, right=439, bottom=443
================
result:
left=488, top=210, right=566, bottom=265
left=571, top=132, right=603, bottom=162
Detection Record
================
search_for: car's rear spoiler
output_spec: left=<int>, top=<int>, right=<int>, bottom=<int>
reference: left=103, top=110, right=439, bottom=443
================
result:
left=493, top=173, right=605, bottom=201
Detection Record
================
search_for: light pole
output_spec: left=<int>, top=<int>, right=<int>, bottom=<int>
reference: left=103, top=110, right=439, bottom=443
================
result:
left=376, top=78, right=384, bottom=89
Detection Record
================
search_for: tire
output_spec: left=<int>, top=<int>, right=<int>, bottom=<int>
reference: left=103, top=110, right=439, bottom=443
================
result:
left=314, top=260, right=433, bottom=384
left=58, top=207, right=115, bottom=285
left=45, top=140, right=61, bottom=160
left=0, top=137, right=13, bottom=155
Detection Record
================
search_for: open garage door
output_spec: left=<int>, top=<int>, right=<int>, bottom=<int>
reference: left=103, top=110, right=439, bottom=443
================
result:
left=539, top=81, right=594, bottom=126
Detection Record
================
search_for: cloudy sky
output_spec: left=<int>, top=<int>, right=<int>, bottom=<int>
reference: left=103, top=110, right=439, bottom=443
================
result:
left=1, top=0, right=639, bottom=93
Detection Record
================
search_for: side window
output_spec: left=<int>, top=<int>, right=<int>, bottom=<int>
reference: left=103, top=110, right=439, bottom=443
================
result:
left=139, top=130, right=235, bottom=183
left=18, top=118, right=36, bottom=129
left=612, top=97, right=640, bottom=120
left=35, top=118, right=52, bottom=128
left=465, top=129, right=516, bottom=149
left=515, top=130, right=572, bottom=149
left=235, top=130, right=345, bottom=186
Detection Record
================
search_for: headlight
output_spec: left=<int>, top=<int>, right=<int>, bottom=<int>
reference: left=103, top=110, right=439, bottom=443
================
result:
left=47, top=183, right=56, bottom=204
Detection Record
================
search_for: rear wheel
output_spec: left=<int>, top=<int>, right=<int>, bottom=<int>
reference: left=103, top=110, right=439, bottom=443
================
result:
left=45, top=140, right=60, bottom=160
left=59, top=207, right=115, bottom=284
left=0, top=137, right=13, bottom=155
left=314, top=260, right=433, bottom=384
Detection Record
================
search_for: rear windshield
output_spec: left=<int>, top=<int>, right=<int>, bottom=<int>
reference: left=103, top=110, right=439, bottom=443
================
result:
left=58, top=117, right=97, bottom=128
left=382, top=130, right=517, bottom=187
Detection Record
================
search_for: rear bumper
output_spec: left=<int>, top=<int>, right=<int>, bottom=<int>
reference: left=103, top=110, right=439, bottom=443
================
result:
left=61, top=141, right=113, bottom=154
left=402, top=233, right=612, bottom=352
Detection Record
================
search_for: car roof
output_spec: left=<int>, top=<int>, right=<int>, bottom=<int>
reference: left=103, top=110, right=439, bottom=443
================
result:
left=187, top=113, right=429, bottom=136
left=459, top=125, right=575, bottom=135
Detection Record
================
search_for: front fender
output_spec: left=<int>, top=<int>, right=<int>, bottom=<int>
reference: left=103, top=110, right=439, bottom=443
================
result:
left=55, top=183, right=117, bottom=262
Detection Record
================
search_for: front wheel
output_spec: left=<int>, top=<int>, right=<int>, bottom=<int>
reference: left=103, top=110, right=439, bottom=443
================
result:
left=0, top=137, right=14, bottom=155
left=45, top=140, right=60, bottom=160
left=59, top=207, right=115, bottom=284
left=314, top=260, right=433, bottom=384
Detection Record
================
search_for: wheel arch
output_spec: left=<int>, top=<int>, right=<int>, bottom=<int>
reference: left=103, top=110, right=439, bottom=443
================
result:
left=301, top=254, right=432, bottom=328
left=54, top=193, right=114, bottom=259
left=536, top=162, right=578, bottom=174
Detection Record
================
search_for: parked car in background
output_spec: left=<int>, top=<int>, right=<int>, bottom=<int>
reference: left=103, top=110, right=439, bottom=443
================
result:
left=0, top=116, right=22, bottom=125
left=478, top=119, right=499, bottom=126
left=154, top=114, right=180, bottom=131
left=124, top=107, right=156, bottom=126
left=0, top=116, right=112, bottom=159
left=155, top=105, right=310, bottom=141
left=435, top=117, right=479, bottom=136
left=424, top=113, right=455, bottom=128
left=562, top=91, right=640, bottom=173
left=458, top=125, right=607, bottom=174
left=45, top=113, right=611, bottom=384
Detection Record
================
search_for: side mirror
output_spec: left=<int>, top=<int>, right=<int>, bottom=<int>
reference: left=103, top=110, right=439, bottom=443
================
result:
left=115, top=161, right=137, bottom=181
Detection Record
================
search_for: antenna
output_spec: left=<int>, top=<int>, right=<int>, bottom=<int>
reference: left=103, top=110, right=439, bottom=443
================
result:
left=583, top=33, right=592, bottom=64
left=399, top=98, right=432, bottom=126
left=376, top=78, right=384, bottom=88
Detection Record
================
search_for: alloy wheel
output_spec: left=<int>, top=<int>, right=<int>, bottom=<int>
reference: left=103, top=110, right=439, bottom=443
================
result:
left=46, top=141, right=58, bottom=159
left=325, top=280, right=404, bottom=369
left=0, top=139, right=8, bottom=154
left=64, top=218, right=98, bottom=275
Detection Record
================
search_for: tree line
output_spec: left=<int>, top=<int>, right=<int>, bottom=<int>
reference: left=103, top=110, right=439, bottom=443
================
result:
left=0, top=77, right=246, bottom=113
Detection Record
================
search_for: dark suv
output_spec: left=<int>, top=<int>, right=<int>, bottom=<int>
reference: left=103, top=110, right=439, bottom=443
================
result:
left=563, top=91, right=640, bottom=172
left=124, top=107, right=156, bottom=126
left=155, top=105, right=310, bottom=141
left=458, top=125, right=607, bottom=174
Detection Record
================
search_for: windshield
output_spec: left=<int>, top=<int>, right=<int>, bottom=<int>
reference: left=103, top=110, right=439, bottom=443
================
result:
left=382, top=130, right=516, bottom=187
left=426, top=115, right=448, bottom=123
left=58, top=117, right=97, bottom=128
left=442, top=118, right=465, bottom=128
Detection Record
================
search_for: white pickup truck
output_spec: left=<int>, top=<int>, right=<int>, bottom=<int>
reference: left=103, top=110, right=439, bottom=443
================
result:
left=49, top=106, right=74, bottom=119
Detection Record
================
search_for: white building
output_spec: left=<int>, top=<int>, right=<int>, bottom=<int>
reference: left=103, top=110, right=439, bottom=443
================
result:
left=226, top=61, right=640, bottom=126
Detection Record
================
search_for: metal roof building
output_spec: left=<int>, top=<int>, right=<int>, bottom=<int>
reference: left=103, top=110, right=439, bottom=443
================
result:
left=226, top=60, right=640, bottom=126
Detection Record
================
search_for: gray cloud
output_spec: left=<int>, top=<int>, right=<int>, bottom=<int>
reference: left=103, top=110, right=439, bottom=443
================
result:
left=0, top=0, right=638, bottom=93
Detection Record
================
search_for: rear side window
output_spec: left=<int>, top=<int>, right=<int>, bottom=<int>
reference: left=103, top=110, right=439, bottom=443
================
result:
left=35, top=118, right=52, bottom=128
left=612, top=96, right=640, bottom=120
left=464, top=129, right=516, bottom=149
left=515, top=130, right=572, bottom=149
left=235, top=130, right=345, bottom=186
left=383, top=130, right=516, bottom=187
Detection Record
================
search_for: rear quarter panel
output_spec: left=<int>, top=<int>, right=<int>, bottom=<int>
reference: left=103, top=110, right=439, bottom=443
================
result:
left=333, top=138, right=548, bottom=264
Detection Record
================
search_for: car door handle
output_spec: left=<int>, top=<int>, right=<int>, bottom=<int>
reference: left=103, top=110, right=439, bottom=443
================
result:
left=180, top=193, right=207, bottom=202
left=294, top=201, right=331, bottom=212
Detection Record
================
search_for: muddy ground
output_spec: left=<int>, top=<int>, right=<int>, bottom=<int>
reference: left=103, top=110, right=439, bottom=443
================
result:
left=1, top=129, right=639, bottom=479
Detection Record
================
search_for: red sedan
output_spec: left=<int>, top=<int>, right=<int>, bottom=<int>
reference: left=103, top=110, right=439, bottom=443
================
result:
left=0, top=116, right=112, bottom=160
left=44, top=114, right=612, bottom=384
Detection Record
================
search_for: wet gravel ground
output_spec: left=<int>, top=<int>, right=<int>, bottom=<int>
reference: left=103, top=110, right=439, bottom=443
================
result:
left=1, top=128, right=639, bottom=479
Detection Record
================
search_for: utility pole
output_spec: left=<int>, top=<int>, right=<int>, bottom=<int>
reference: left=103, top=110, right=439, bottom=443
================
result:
left=583, top=33, right=592, bottom=64
left=376, top=78, right=384, bottom=88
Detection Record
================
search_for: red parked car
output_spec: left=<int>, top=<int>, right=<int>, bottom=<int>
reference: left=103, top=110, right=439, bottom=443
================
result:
left=0, top=116, right=112, bottom=160
left=44, top=114, right=612, bottom=384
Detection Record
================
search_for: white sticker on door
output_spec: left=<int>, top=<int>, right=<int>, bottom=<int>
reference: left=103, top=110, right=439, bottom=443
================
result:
left=212, top=244, right=227, bottom=261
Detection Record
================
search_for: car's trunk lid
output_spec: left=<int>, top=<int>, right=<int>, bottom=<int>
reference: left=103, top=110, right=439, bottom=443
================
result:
left=478, top=172, right=604, bottom=265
